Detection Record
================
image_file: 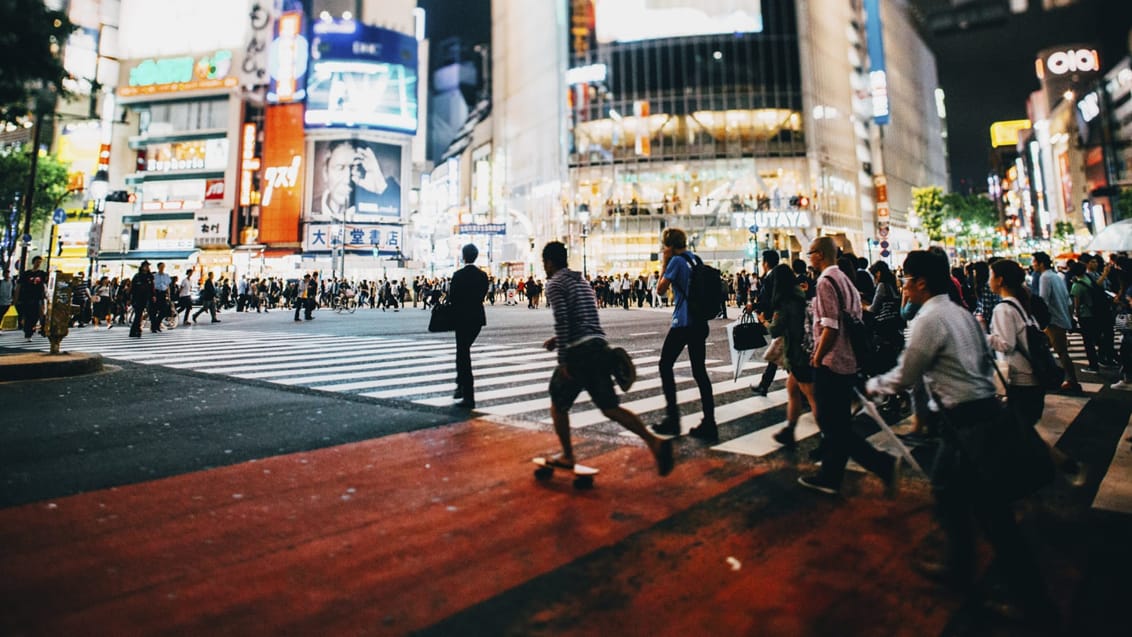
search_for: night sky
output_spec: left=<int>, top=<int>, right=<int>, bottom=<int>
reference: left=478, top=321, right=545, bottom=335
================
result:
left=914, top=0, right=1132, bottom=193
left=418, top=0, right=1132, bottom=194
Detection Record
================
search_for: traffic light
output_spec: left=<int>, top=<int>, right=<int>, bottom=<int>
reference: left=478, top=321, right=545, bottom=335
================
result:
left=746, top=237, right=757, bottom=256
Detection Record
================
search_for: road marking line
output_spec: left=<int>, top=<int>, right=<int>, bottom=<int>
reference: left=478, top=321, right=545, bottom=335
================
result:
left=1093, top=412, right=1132, bottom=514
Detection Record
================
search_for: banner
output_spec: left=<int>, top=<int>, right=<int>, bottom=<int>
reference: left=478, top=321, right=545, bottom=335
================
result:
left=303, top=222, right=404, bottom=254
left=259, top=103, right=305, bottom=243
left=308, top=138, right=403, bottom=222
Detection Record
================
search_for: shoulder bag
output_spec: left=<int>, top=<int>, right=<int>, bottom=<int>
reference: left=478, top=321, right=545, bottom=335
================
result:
left=428, top=303, right=456, bottom=332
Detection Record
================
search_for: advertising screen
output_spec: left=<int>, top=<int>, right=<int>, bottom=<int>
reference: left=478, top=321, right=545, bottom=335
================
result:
left=308, top=138, right=403, bottom=222
left=592, top=0, right=763, bottom=44
left=304, top=21, right=419, bottom=134
left=259, top=103, right=305, bottom=243
left=267, top=10, right=309, bottom=103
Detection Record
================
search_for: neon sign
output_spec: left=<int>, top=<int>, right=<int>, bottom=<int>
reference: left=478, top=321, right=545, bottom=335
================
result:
left=123, top=51, right=236, bottom=96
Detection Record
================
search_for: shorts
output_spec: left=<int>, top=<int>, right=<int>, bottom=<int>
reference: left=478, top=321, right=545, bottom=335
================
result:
left=549, top=339, right=620, bottom=412
left=790, top=360, right=815, bottom=384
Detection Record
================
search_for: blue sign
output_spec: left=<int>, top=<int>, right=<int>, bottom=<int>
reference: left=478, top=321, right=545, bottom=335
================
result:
left=53, top=208, right=66, bottom=224
left=305, top=20, right=419, bottom=134
left=864, top=0, right=890, bottom=125
left=748, top=224, right=758, bottom=233
left=266, top=9, right=309, bottom=104
left=458, top=223, right=507, bottom=235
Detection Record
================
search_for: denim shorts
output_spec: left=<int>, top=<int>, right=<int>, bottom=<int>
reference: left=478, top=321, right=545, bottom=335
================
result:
left=549, top=339, right=619, bottom=411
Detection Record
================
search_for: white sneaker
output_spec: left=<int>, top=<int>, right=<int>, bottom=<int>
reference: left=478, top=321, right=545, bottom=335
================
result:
left=1112, top=380, right=1132, bottom=391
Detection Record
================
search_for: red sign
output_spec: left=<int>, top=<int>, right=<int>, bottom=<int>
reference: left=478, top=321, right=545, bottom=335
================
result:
left=258, top=103, right=305, bottom=244
left=205, top=179, right=226, bottom=200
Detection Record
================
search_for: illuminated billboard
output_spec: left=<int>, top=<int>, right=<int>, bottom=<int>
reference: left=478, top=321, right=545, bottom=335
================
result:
left=304, top=21, right=419, bottom=134
left=592, top=0, right=763, bottom=44
left=260, top=103, right=306, bottom=244
left=308, top=138, right=403, bottom=222
left=989, top=119, right=1032, bottom=148
left=267, top=10, right=309, bottom=104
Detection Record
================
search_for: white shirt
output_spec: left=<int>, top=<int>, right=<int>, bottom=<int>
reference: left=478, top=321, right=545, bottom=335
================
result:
left=987, top=296, right=1037, bottom=387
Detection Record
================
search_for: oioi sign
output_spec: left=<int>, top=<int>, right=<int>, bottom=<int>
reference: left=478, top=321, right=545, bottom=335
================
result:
left=1036, top=48, right=1100, bottom=79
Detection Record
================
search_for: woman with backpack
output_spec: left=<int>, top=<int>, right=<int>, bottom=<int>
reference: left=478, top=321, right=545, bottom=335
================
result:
left=866, top=261, right=905, bottom=374
left=987, top=260, right=1086, bottom=485
left=1068, top=261, right=1102, bottom=373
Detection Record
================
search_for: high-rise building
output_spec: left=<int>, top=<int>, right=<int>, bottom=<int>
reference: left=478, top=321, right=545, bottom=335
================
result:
left=485, top=0, right=948, bottom=274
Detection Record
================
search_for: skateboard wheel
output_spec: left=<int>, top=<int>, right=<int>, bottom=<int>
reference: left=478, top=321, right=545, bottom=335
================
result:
left=573, top=476, right=594, bottom=489
left=534, top=467, right=554, bottom=480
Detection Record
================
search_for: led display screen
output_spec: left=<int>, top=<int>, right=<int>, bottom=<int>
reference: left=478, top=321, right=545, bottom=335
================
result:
left=304, top=21, right=418, bottom=134
left=592, top=0, right=763, bottom=44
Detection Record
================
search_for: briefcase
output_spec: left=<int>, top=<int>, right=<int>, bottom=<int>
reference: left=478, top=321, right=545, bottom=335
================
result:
left=428, top=303, right=456, bottom=332
left=732, top=314, right=768, bottom=351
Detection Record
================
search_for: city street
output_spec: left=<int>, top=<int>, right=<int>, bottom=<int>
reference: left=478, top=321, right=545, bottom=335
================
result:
left=2, top=303, right=1131, bottom=636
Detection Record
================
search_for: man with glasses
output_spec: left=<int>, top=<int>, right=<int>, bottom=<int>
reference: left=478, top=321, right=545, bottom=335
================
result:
left=797, top=236, right=898, bottom=496
left=865, top=250, right=1054, bottom=622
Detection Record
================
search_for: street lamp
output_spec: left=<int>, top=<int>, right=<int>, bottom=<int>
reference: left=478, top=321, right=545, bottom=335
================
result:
left=580, top=222, right=589, bottom=278
left=119, top=227, right=130, bottom=278
left=88, top=169, right=109, bottom=280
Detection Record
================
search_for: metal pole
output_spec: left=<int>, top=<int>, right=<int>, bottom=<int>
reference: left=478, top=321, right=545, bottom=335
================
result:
left=17, top=107, right=44, bottom=275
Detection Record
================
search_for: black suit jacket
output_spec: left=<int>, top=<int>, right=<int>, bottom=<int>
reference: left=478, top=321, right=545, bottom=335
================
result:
left=449, top=264, right=489, bottom=327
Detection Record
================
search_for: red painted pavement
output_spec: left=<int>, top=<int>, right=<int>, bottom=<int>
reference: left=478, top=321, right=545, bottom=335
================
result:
left=0, top=419, right=972, bottom=636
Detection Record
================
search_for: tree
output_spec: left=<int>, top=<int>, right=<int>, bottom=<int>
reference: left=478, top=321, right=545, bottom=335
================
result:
left=941, top=192, right=999, bottom=232
left=1116, top=187, right=1132, bottom=223
left=0, top=0, right=76, bottom=123
left=0, top=145, right=71, bottom=270
left=912, top=186, right=945, bottom=242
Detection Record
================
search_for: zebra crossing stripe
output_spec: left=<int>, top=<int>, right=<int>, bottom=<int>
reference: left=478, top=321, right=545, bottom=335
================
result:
left=561, top=373, right=769, bottom=429
left=1093, top=412, right=1132, bottom=514
left=191, top=343, right=514, bottom=375
left=712, top=412, right=819, bottom=457
left=413, top=356, right=665, bottom=406
left=287, top=350, right=559, bottom=389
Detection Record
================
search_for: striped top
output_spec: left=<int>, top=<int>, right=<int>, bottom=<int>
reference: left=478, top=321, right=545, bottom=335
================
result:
left=545, top=267, right=605, bottom=364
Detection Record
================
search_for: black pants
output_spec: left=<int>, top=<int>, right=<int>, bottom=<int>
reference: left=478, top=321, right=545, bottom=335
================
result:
left=1078, top=316, right=1100, bottom=368
left=130, top=302, right=147, bottom=336
left=934, top=398, right=1048, bottom=602
left=193, top=299, right=217, bottom=322
left=179, top=296, right=192, bottom=323
left=455, top=324, right=482, bottom=400
left=1095, top=312, right=1116, bottom=362
left=150, top=296, right=169, bottom=331
left=659, top=322, right=715, bottom=422
left=756, top=362, right=778, bottom=391
left=18, top=301, right=41, bottom=338
left=814, top=366, right=894, bottom=487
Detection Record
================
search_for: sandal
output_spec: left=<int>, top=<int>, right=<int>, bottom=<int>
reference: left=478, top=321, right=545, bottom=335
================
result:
left=545, top=454, right=575, bottom=470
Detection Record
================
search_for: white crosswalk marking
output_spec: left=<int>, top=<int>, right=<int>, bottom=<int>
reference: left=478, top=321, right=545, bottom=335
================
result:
left=4, top=322, right=1123, bottom=500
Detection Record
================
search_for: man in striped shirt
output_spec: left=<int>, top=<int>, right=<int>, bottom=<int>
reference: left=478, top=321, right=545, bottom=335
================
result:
left=541, top=241, right=674, bottom=476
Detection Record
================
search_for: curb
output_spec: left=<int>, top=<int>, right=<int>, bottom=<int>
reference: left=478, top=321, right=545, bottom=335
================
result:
left=0, top=351, right=104, bottom=382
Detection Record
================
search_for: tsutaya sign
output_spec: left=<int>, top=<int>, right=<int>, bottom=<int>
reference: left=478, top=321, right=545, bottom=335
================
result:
left=736, top=211, right=812, bottom=229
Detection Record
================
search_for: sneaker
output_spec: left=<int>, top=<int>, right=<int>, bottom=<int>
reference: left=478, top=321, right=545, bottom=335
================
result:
left=1084, top=366, right=1100, bottom=373
left=1111, top=380, right=1132, bottom=391
left=688, top=420, right=719, bottom=443
left=798, top=474, right=839, bottom=495
left=610, top=347, right=636, bottom=392
left=650, top=415, right=681, bottom=437
left=772, top=427, right=796, bottom=449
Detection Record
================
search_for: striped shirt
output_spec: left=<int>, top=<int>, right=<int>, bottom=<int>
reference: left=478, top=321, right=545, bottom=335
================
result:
left=545, top=267, right=605, bottom=364
left=867, top=293, right=996, bottom=409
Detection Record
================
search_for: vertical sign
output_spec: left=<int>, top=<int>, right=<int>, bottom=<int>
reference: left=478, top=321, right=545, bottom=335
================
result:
left=241, top=0, right=274, bottom=89
left=259, top=103, right=305, bottom=244
left=267, top=10, right=309, bottom=104
left=239, top=122, right=260, bottom=207
left=864, top=0, right=890, bottom=125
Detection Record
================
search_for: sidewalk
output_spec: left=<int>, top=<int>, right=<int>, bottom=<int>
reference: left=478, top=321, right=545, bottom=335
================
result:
left=2, top=352, right=1131, bottom=636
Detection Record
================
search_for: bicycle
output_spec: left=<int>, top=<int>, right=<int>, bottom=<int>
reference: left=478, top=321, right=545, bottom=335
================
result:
left=332, top=293, right=358, bottom=314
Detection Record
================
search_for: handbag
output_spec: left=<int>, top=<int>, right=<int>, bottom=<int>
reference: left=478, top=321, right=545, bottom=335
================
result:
left=763, top=336, right=785, bottom=367
left=428, top=303, right=456, bottom=333
left=732, top=313, right=768, bottom=351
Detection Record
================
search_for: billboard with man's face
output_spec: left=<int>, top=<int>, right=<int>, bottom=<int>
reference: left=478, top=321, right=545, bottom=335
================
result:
left=307, top=138, right=403, bottom=223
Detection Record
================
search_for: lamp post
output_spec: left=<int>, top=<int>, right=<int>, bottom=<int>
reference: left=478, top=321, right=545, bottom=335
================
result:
left=119, top=227, right=130, bottom=278
left=88, top=170, right=109, bottom=280
left=17, top=92, right=49, bottom=276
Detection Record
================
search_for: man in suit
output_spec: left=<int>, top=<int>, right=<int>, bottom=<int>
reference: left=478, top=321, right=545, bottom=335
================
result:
left=449, top=243, right=489, bottom=409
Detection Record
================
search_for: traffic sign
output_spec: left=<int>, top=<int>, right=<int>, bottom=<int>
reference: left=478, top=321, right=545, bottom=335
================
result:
left=748, top=225, right=758, bottom=234
left=881, top=249, right=891, bottom=258
left=53, top=208, right=66, bottom=224
left=21, top=233, right=31, bottom=244
left=880, top=240, right=889, bottom=249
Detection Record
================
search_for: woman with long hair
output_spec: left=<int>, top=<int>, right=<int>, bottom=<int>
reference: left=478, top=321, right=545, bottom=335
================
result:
left=988, top=259, right=1085, bottom=485
left=765, top=263, right=817, bottom=448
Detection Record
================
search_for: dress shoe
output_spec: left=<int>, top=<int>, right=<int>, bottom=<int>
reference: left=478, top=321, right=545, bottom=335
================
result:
left=751, top=385, right=769, bottom=397
left=797, top=474, right=839, bottom=495
left=650, top=415, right=681, bottom=437
left=453, top=399, right=476, bottom=409
left=453, top=388, right=463, bottom=400
left=773, top=427, right=796, bottom=448
left=688, top=420, right=719, bottom=443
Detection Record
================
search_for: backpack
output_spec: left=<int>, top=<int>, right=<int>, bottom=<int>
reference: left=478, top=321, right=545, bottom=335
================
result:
left=677, top=253, right=724, bottom=323
left=828, top=274, right=877, bottom=375
left=1083, top=275, right=1112, bottom=318
left=1029, top=294, right=1051, bottom=330
left=1003, top=300, right=1064, bottom=391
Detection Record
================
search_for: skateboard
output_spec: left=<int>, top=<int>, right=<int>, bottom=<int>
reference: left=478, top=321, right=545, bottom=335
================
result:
left=532, top=457, right=600, bottom=489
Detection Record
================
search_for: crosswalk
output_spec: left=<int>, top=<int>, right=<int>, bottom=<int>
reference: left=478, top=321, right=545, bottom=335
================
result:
left=3, top=324, right=1125, bottom=508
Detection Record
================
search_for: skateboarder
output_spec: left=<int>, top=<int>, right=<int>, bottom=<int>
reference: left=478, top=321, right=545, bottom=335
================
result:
left=540, top=241, right=674, bottom=476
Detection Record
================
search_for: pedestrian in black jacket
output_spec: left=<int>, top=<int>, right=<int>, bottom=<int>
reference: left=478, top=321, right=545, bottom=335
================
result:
left=449, top=244, right=489, bottom=409
left=129, top=261, right=155, bottom=337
